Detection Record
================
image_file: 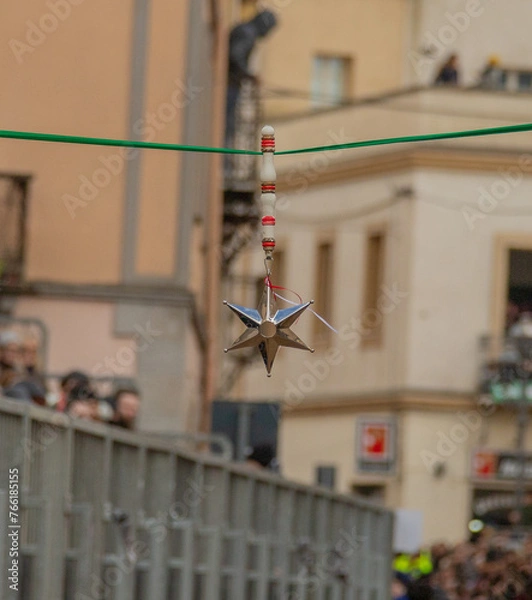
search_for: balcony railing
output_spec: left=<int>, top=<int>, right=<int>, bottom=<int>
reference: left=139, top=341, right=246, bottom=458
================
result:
left=224, top=78, right=261, bottom=193
left=478, top=66, right=532, bottom=93
left=222, top=79, right=261, bottom=271
left=479, top=335, right=532, bottom=405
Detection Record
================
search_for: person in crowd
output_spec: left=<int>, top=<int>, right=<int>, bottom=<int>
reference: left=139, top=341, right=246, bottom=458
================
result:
left=0, top=330, right=22, bottom=389
left=106, top=387, right=140, bottom=429
left=3, top=380, right=47, bottom=405
left=479, top=56, right=505, bottom=90
left=225, top=10, right=278, bottom=148
left=64, top=375, right=98, bottom=419
left=434, top=54, right=460, bottom=86
left=392, top=571, right=411, bottom=600
left=64, top=376, right=114, bottom=422
left=22, top=335, right=46, bottom=390
left=244, top=444, right=276, bottom=469
left=397, top=530, right=532, bottom=600
left=56, top=370, right=91, bottom=412
left=509, top=311, right=532, bottom=338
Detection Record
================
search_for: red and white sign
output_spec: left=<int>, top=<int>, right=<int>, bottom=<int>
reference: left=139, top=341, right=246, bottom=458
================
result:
left=472, top=450, right=497, bottom=479
left=360, top=422, right=391, bottom=461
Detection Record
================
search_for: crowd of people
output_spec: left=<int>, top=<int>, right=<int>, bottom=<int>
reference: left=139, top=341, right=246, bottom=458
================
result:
left=0, top=329, right=140, bottom=429
left=434, top=54, right=512, bottom=90
left=393, top=530, right=532, bottom=600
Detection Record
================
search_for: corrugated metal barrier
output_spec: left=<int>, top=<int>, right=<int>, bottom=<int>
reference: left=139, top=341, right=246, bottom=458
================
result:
left=0, top=398, right=393, bottom=600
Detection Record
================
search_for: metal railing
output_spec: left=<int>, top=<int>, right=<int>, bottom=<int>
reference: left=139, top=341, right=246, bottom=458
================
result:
left=0, top=398, right=393, bottom=600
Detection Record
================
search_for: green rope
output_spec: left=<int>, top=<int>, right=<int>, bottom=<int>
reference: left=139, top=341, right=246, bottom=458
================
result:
left=275, top=122, right=532, bottom=155
left=0, top=129, right=260, bottom=155
left=2, top=122, right=532, bottom=157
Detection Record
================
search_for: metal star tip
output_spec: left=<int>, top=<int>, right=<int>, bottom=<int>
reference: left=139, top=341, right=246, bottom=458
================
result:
left=224, top=284, right=314, bottom=375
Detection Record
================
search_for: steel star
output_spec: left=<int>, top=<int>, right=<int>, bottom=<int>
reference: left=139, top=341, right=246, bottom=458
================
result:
left=224, top=284, right=314, bottom=376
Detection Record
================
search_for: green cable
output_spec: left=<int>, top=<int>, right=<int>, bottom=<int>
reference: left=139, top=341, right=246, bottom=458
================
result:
left=275, top=122, right=532, bottom=155
left=2, top=122, right=532, bottom=156
left=0, top=129, right=261, bottom=155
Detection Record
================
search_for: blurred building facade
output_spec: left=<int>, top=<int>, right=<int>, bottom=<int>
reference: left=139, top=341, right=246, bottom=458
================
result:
left=0, top=1, right=227, bottom=432
left=223, top=0, right=532, bottom=544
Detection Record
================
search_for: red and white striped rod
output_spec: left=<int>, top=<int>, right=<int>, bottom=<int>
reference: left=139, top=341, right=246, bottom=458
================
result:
left=260, top=125, right=276, bottom=272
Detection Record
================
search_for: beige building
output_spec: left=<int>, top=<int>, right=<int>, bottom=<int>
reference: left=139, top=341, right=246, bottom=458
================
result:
left=230, top=0, right=412, bottom=119
left=219, top=0, right=532, bottom=545
left=0, top=1, right=228, bottom=432
left=224, top=86, right=532, bottom=544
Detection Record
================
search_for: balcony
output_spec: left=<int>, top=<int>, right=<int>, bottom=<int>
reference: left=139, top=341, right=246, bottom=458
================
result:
left=477, top=65, right=532, bottom=94
left=479, top=335, right=532, bottom=405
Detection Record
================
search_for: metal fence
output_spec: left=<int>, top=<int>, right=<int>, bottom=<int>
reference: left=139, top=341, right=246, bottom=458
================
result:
left=0, top=398, right=393, bottom=600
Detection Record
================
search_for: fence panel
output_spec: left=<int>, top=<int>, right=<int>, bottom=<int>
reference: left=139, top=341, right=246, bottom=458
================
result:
left=0, top=398, right=393, bottom=600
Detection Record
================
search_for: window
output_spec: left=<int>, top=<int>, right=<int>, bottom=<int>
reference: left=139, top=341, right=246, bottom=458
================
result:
left=362, top=229, right=386, bottom=347
left=505, top=249, right=532, bottom=332
left=313, top=241, right=334, bottom=345
left=315, top=465, right=336, bottom=490
left=311, top=55, right=353, bottom=108
left=0, top=174, right=30, bottom=285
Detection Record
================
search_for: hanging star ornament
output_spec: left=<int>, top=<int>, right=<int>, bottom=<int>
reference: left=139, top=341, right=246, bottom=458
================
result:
left=224, top=282, right=314, bottom=376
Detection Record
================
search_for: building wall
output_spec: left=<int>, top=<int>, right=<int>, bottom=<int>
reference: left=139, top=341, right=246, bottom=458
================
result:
left=281, top=403, right=532, bottom=545
left=1, top=1, right=135, bottom=283
left=0, top=1, right=191, bottom=284
left=1, top=1, right=223, bottom=433
left=257, top=0, right=410, bottom=117
left=406, top=169, right=532, bottom=391
left=13, top=298, right=136, bottom=377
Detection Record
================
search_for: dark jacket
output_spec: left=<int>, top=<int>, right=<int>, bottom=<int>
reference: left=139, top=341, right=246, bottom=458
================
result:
left=228, top=11, right=277, bottom=85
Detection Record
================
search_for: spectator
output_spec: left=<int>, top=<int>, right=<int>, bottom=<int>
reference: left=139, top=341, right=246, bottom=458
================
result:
left=4, top=380, right=46, bottom=405
left=22, top=335, right=46, bottom=389
left=56, top=370, right=91, bottom=412
left=405, top=530, right=532, bottom=600
left=65, top=375, right=98, bottom=419
left=245, top=444, right=275, bottom=469
left=509, top=312, right=532, bottom=337
left=65, top=378, right=114, bottom=422
left=392, top=571, right=411, bottom=600
left=225, top=10, right=277, bottom=148
left=0, top=330, right=22, bottom=389
left=479, top=56, right=505, bottom=90
left=434, top=54, right=460, bottom=86
left=106, top=387, right=140, bottom=429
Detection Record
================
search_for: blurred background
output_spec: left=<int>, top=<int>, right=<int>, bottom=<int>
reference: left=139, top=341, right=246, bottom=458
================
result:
left=2, top=1, right=532, bottom=598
